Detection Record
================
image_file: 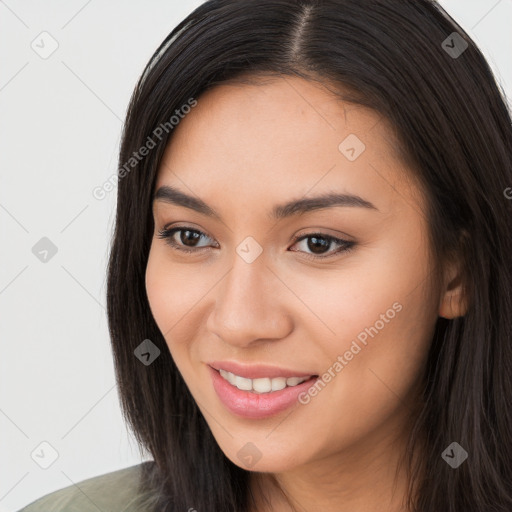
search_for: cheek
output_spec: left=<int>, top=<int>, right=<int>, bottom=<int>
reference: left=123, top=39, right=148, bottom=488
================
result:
left=294, top=242, right=437, bottom=439
left=145, top=247, right=176, bottom=335
left=145, top=244, right=214, bottom=362
left=285, top=231, right=437, bottom=397
left=281, top=229, right=435, bottom=347
left=146, top=245, right=198, bottom=330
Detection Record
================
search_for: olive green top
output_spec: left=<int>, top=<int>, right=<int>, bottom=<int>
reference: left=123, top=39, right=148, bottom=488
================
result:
left=17, top=463, right=157, bottom=512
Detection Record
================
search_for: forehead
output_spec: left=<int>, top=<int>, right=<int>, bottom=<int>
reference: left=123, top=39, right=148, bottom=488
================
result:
left=155, top=75, right=422, bottom=218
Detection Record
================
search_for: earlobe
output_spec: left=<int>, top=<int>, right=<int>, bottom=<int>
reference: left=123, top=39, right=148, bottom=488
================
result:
left=439, top=288, right=467, bottom=319
left=438, top=253, right=468, bottom=319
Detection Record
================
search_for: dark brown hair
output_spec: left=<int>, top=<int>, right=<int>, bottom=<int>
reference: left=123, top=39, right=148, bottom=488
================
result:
left=106, top=1, right=512, bottom=510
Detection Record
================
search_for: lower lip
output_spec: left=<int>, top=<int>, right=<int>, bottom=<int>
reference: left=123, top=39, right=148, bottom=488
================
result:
left=209, top=366, right=318, bottom=419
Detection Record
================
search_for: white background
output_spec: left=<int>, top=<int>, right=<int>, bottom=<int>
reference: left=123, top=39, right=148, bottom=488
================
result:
left=1, top=1, right=510, bottom=510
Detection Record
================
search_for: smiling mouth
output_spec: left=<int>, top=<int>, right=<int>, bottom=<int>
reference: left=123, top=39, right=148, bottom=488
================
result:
left=217, top=368, right=317, bottom=394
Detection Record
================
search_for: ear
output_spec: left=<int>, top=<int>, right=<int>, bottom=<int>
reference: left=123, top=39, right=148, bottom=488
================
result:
left=438, top=245, right=468, bottom=319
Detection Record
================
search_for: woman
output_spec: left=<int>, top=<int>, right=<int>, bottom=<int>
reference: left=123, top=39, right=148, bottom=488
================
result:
left=19, top=0, right=512, bottom=511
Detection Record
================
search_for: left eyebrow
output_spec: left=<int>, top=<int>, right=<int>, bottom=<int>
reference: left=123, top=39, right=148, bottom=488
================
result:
left=153, top=185, right=378, bottom=223
left=271, top=192, right=379, bottom=219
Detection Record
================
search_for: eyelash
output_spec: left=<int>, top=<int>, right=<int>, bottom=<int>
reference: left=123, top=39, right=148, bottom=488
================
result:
left=157, top=226, right=355, bottom=260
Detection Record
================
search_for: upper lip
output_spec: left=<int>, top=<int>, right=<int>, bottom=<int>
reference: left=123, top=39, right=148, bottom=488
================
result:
left=208, top=360, right=317, bottom=379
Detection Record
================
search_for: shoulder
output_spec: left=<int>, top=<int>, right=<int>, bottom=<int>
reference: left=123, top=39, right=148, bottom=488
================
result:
left=17, top=462, right=155, bottom=512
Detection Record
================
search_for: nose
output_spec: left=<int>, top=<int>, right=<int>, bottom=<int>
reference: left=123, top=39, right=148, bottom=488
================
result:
left=206, top=253, right=293, bottom=347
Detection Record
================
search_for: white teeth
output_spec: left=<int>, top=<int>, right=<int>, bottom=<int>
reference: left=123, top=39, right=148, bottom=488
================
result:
left=253, top=378, right=272, bottom=393
left=218, top=370, right=310, bottom=393
left=235, top=375, right=252, bottom=391
left=272, top=377, right=287, bottom=391
left=285, top=377, right=303, bottom=386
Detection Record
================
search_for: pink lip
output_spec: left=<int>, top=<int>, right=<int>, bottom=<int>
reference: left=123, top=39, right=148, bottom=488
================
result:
left=208, top=365, right=318, bottom=419
left=208, top=360, right=315, bottom=379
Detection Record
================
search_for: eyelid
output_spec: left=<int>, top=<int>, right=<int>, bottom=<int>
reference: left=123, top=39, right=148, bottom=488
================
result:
left=289, top=232, right=355, bottom=260
left=157, top=225, right=218, bottom=253
left=157, top=224, right=355, bottom=259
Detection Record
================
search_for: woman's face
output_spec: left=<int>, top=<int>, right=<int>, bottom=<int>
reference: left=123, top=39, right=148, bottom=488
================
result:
left=145, top=76, right=444, bottom=473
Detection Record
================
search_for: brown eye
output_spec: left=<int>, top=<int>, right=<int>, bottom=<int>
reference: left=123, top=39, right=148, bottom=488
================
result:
left=290, top=233, right=355, bottom=259
left=157, top=227, right=216, bottom=253
left=306, top=235, right=331, bottom=254
left=179, top=229, right=202, bottom=247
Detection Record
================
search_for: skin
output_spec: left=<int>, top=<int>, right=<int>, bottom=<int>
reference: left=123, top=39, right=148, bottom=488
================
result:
left=145, top=75, right=466, bottom=512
